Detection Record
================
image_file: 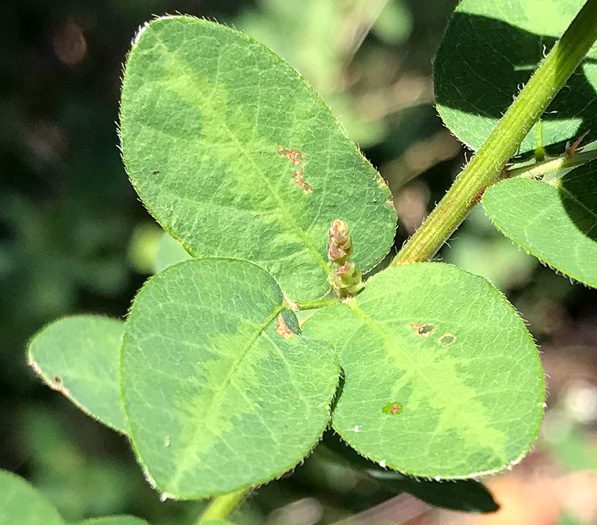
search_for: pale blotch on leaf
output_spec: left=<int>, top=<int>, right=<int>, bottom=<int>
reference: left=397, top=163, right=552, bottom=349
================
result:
left=275, top=315, right=294, bottom=339
left=164, top=436, right=170, bottom=447
left=277, top=145, right=312, bottom=193
left=410, top=322, right=436, bottom=337
left=438, top=333, right=457, bottom=347
left=382, top=402, right=403, bottom=415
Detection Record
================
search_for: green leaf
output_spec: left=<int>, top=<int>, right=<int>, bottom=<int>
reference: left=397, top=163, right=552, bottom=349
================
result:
left=322, top=432, right=499, bottom=514
left=154, top=232, right=192, bottom=273
left=28, top=315, right=127, bottom=434
left=0, top=470, right=65, bottom=525
left=434, top=0, right=597, bottom=156
left=303, top=263, right=544, bottom=478
left=201, top=522, right=234, bottom=525
left=73, top=518, right=149, bottom=525
left=483, top=162, right=597, bottom=288
left=121, top=258, right=340, bottom=499
left=120, top=16, right=396, bottom=300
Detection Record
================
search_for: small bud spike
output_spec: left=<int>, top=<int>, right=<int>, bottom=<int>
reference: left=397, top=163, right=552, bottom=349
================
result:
left=327, top=220, right=363, bottom=298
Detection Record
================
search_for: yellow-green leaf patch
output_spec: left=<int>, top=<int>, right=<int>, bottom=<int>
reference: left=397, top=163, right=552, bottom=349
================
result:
left=121, top=258, right=340, bottom=498
left=303, top=263, right=544, bottom=478
left=120, top=16, right=396, bottom=300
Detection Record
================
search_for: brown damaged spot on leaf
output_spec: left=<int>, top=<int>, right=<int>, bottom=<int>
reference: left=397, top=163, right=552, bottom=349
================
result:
left=439, top=333, right=457, bottom=347
left=410, top=322, right=435, bottom=337
left=278, top=146, right=312, bottom=193
left=382, top=402, right=403, bottom=415
left=275, top=315, right=294, bottom=339
left=28, top=358, right=72, bottom=397
left=375, top=172, right=389, bottom=190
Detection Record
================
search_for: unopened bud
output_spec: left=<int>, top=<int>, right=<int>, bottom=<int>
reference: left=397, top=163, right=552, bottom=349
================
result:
left=328, top=219, right=352, bottom=264
left=338, top=261, right=356, bottom=277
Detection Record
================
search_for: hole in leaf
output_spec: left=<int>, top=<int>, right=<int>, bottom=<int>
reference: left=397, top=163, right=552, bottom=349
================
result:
left=438, top=333, right=456, bottom=347
left=410, top=322, right=435, bottom=337
left=382, top=402, right=403, bottom=415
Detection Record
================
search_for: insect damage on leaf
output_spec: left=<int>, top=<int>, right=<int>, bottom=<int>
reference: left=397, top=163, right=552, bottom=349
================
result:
left=275, top=315, right=295, bottom=339
left=382, top=402, right=403, bottom=415
left=439, top=333, right=457, bottom=347
left=277, top=146, right=312, bottom=193
left=410, top=322, right=436, bottom=337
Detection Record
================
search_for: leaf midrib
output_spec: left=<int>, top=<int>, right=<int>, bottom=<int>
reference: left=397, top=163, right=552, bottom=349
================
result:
left=150, top=33, right=331, bottom=282
left=345, top=300, right=506, bottom=449
left=165, top=302, right=284, bottom=491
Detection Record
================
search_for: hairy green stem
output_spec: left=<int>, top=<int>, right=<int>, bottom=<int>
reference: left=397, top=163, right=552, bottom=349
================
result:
left=295, top=297, right=339, bottom=310
left=197, top=489, right=248, bottom=523
left=392, top=0, right=597, bottom=265
left=506, top=149, right=597, bottom=180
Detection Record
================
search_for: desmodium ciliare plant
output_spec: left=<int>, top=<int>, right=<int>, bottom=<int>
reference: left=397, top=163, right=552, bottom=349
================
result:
left=13, top=0, right=597, bottom=523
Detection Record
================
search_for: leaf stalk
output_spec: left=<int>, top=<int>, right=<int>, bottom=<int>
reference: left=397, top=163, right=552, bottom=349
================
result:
left=197, top=489, right=248, bottom=523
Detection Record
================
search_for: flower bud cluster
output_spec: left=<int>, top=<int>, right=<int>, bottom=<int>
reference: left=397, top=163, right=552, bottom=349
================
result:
left=327, top=220, right=363, bottom=298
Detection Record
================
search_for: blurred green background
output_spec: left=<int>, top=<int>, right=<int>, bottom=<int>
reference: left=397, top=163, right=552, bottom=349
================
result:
left=2, top=1, right=596, bottom=524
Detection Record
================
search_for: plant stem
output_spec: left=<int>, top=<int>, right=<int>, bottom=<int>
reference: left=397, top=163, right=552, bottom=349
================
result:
left=392, top=0, right=597, bottom=265
left=197, top=489, right=248, bottom=523
left=295, top=297, right=339, bottom=310
left=506, top=149, right=597, bottom=179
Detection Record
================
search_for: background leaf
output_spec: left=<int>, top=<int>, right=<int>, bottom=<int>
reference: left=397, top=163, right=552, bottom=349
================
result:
left=28, top=315, right=127, bottom=434
left=120, top=16, right=396, bottom=300
left=303, top=263, right=544, bottom=478
left=121, top=258, right=340, bottom=499
left=154, top=232, right=192, bottom=273
left=73, top=518, right=149, bottom=525
left=0, top=471, right=65, bottom=525
left=483, top=161, right=597, bottom=288
left=322, top=432, right=499, bottom=514
left=434, top=0, right=597, bottom=156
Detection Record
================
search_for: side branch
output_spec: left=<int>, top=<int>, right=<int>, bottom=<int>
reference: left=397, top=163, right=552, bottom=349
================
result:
left=392, top=0, right=597, bottom=265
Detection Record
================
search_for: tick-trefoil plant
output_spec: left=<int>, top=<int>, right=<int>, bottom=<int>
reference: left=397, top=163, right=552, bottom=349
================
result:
left=10, top=0, right=597, bottom=523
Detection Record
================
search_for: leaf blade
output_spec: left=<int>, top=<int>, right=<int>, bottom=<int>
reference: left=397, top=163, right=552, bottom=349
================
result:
left=483, top=162, right=597, bottom=288
left=0, top=471, right=65, bottom=525
left=303, top=263, right=544, bottom=478
left=28, top=315, right=126, bottom=434
left=434, top=0, right=597, bottom=156
left=121, top=258, right=339, bottom=498
left=120, top=16, right=396, bottom=299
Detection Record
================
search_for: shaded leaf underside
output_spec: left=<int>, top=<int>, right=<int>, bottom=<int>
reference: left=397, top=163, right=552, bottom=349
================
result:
left=435, top=0, right=597, bottom=156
